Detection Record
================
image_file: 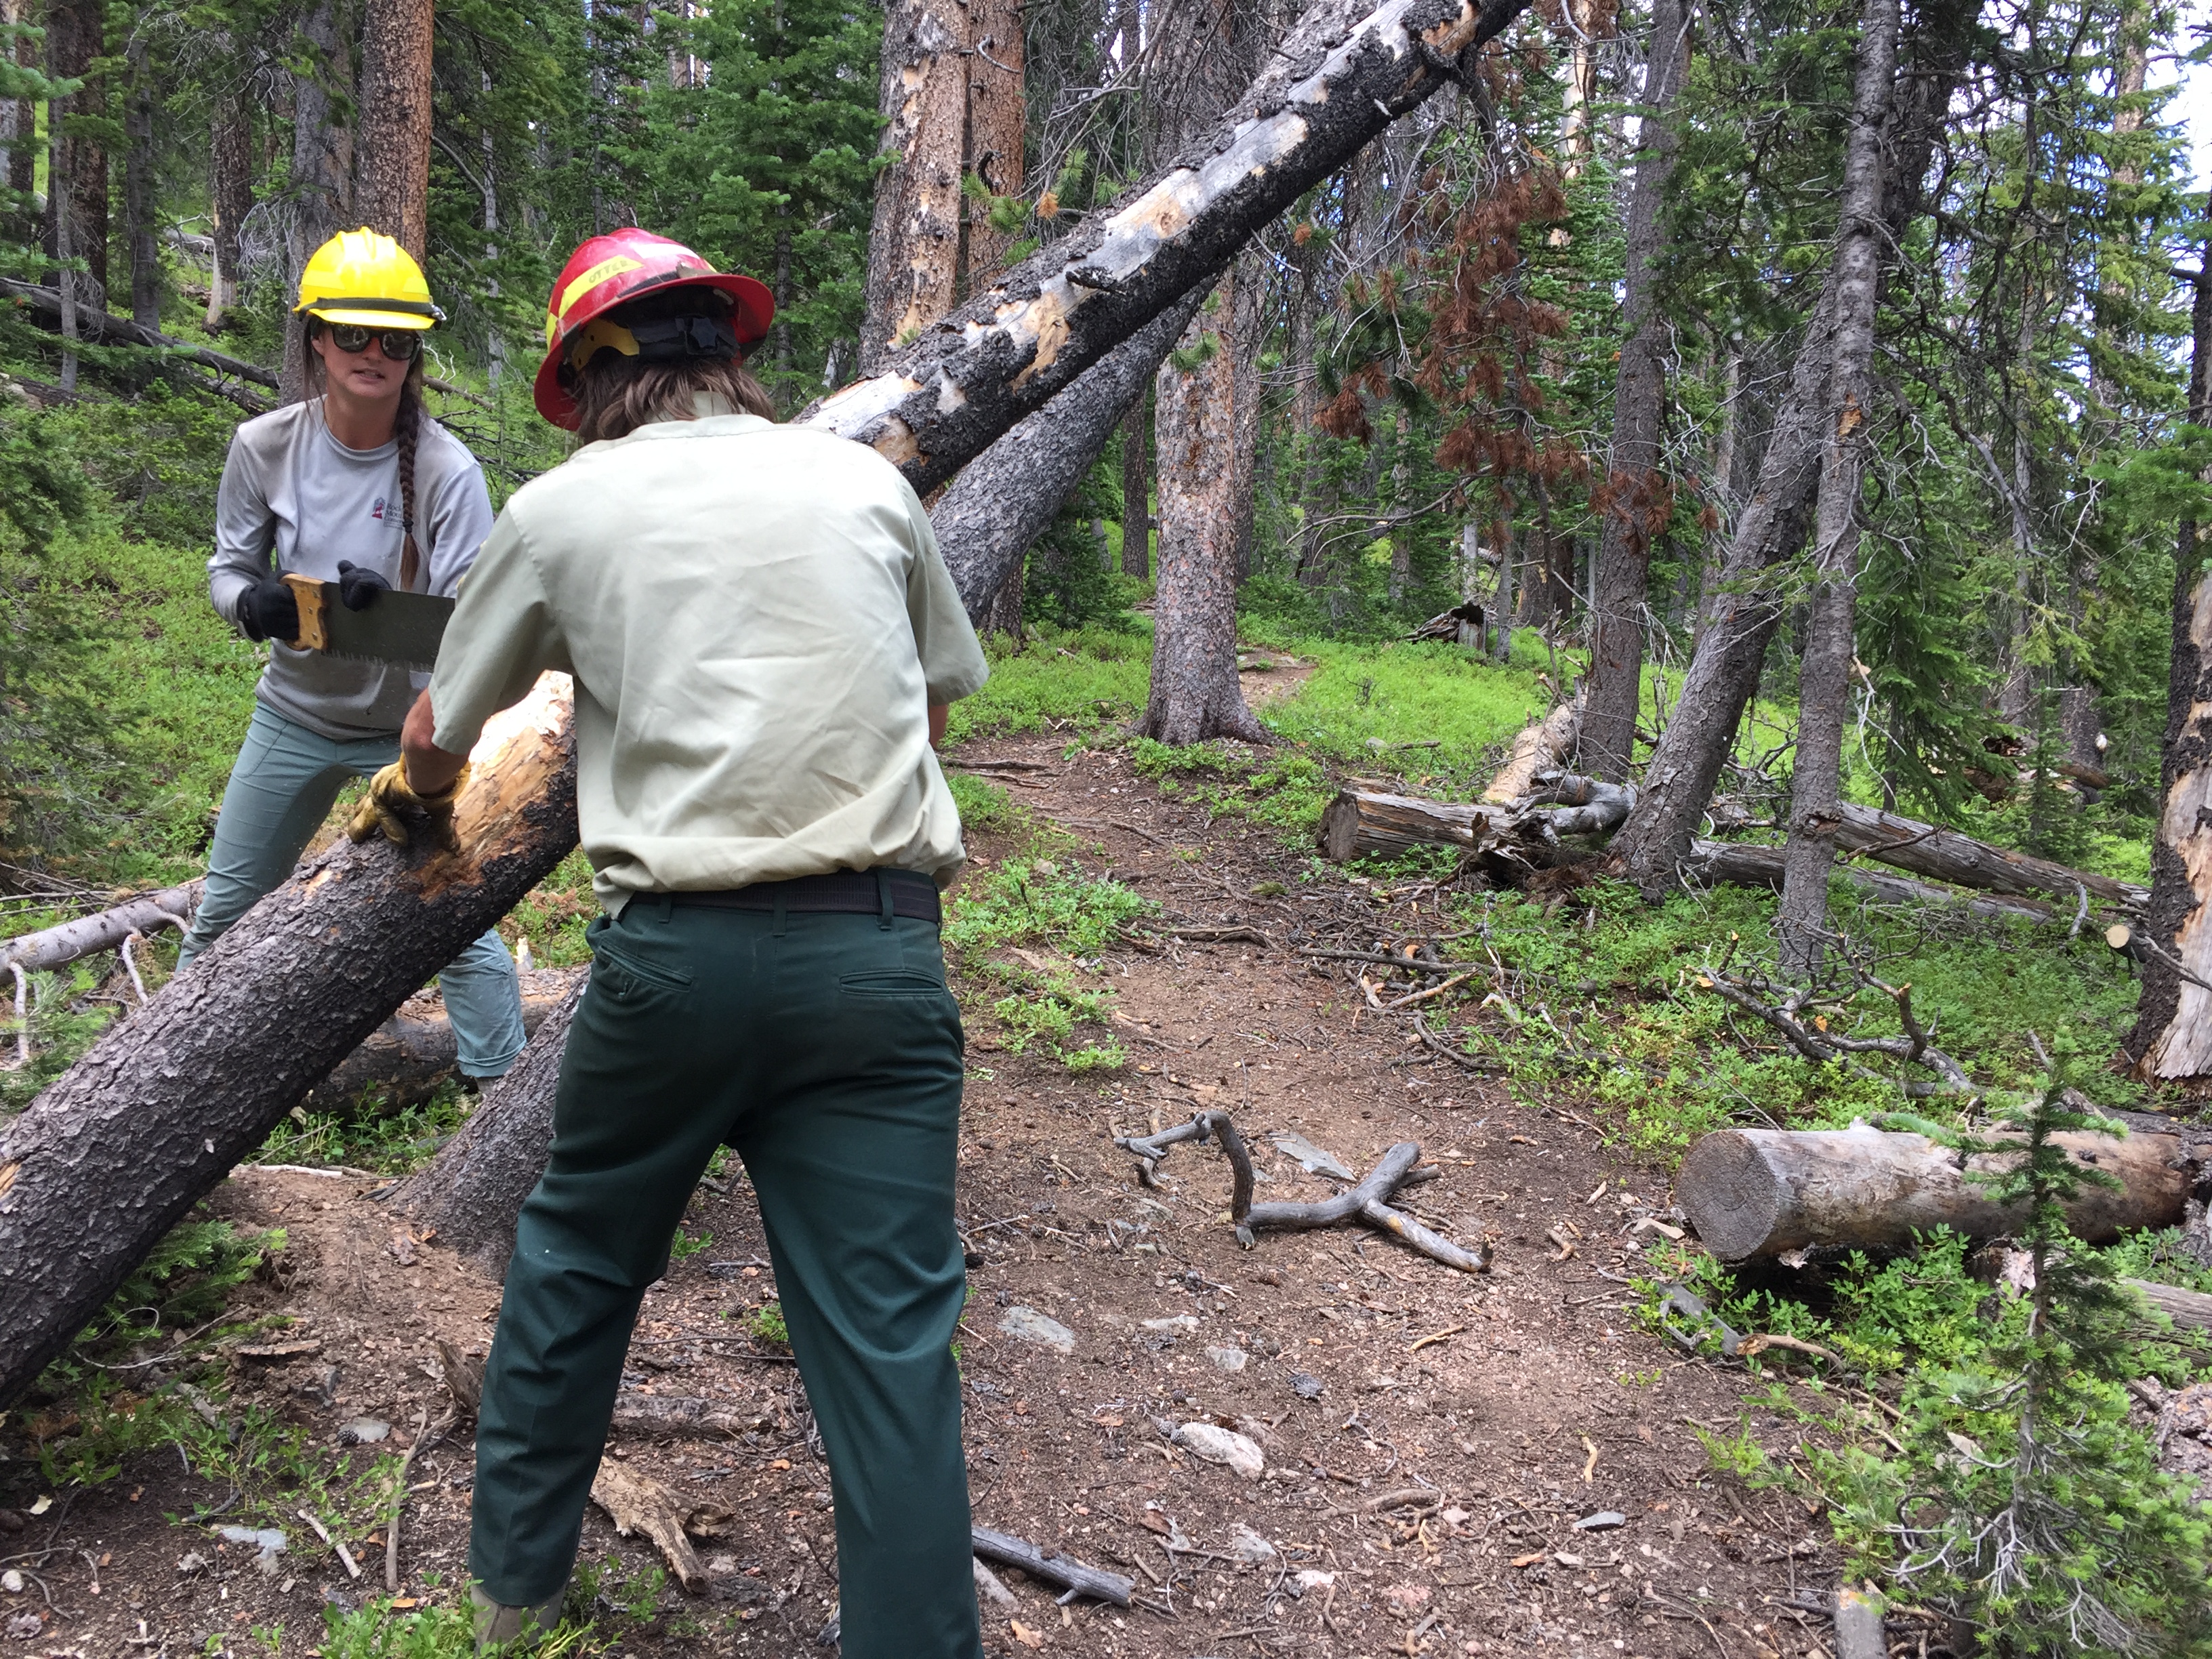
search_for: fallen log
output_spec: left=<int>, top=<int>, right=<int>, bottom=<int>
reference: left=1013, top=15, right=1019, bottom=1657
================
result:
left=1481, top=694, right=1582, bottom=804
left=1320, top=783, right=2131, bottom=924
left=797, top=0, right=1531, bottom=494
left=0, top=880, right=203, bottom=973
left=306, top=968, right=579, bottom=1110
left=384, top=975, right=585, bottom=1276
left=1821, top=800, right=2146, bottom=911
left=1683, top=841, right=2061, bottom=926
left=2127, top=1279, right=2212, bottom=1334
left=1675, top=1124, right=2190, bottom=1263
left=0, top=674, right=579, bottom=1408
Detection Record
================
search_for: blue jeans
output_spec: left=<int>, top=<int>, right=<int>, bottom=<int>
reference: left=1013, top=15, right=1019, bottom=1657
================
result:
left=179, top=705, right=527, bottom=1079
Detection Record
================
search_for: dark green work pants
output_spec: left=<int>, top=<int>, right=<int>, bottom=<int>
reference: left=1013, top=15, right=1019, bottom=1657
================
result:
left=469, top=893, right=981, bottom=1659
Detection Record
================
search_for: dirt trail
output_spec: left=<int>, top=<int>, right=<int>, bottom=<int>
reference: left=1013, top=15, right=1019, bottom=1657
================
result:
left=0, top=730, right=1839, bottom=1659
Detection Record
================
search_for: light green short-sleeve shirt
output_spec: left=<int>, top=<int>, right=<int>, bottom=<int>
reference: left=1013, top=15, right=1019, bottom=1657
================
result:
left=428, top=409, right=989, bottom=914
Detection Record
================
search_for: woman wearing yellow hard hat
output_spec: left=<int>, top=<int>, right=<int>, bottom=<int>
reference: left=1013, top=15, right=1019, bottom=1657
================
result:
left=179, top=228, right=525, bottom=1082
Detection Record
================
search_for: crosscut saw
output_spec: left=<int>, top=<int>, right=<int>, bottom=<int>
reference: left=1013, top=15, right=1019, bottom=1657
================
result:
left=281, top=573, right=453, bottom=671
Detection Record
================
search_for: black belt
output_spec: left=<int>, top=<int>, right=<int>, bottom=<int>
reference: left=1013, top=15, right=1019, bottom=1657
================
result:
left=667, top=869, right=941, bottom=924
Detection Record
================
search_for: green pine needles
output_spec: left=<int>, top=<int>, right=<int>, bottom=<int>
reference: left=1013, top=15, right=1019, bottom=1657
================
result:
left=1881, top=1085, right=2212, bottom=1655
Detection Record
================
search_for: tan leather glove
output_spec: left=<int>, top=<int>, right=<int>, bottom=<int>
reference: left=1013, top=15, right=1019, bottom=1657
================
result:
left=347, top=761, right=470, bottom=853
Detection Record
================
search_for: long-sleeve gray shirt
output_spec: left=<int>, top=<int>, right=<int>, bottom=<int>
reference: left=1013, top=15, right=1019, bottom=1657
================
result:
left=209, top=398, right=496, bottom=739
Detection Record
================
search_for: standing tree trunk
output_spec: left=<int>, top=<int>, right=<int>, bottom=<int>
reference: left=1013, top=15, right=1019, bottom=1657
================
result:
left=2125, top=258, right=2212, bottom=1082
left=1772, top=0, right=1900, bottom=979
left=279, top=0, right=354, bottom=403
left=47, top=46, right=75, bottom=391
left=354, top=0, right=437, bottom=260
left=1577, top=0, right=1687, bottom=782
left=960, top=0, right=1025, bottom=287
left=1607, top=0, right=1975, bottom=895
left=206, top=91, right=251, bottom=331
left=1141, top=0, right=1271, bottom=745
left=45, top=0, right=104, bottom=300
left=1143, top=271, right=1271, bottom=744
left=1120, top=396, right=1152, bottom=577
left=0, top=0, right=27, bottom=240
left=122, top=33, right=157, bottom=329
left=861, top=0, right=967, bottom=373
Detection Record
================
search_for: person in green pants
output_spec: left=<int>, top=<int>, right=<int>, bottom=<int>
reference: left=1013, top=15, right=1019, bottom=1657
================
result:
left=348, top=229, right=990, bottom=1658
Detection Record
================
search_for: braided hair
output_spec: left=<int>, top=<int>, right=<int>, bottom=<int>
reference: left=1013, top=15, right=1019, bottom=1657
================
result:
left=394, top=371, right=425, bottom=591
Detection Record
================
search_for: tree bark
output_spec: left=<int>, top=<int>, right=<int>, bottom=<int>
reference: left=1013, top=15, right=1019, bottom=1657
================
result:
left=121, top=33, right=157, bottom=329
left=279, top=0, right=354, bottom=404
left=45, top=0, right=104, bottom=299
left=0, top=678, right=579, bottom=1408
left=936, top=289, right=1208, bottom=625
left=1676, top=1124, right=2188, bottom=1263
left=1774, top=0, right=1900, bottom=979
left=1143, top=271, right=1271, bottom=745
left=960, top=0, right=1025, bottom=287
left=861, top=0, right=968, bottom=373
left=1120, top=396, right=1152, bottom=577
left=804, top=0, right=1536, bottom=497
left=1, top=0, right=30, bottom=241
left=206, top=91, right=251, bottom=331
left=2125, top=259, right=2212, bottom=1081
left=354, top=0, right=437, bottom=261
left=383, top=978, right=583, bottom=1274
left=308, top=969, right=580, bottom=1112
left=1606, top=0, right=1975, bottom=895
left=1578, top=0, right=1687, bottom=783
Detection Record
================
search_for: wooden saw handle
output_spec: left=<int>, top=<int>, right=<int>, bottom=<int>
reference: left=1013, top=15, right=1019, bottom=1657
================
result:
left=282, top=572, right=329, bottom=652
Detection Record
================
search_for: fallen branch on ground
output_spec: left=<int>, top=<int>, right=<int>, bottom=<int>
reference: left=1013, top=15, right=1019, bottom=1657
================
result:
left=971, top=1525, right=1133, bottom=1607
left=1115, top=1110, right=1255, bottom=1240
left=1696, top=956, right=1973, bottom=1097
left=0, top=880, right=203, bottom=974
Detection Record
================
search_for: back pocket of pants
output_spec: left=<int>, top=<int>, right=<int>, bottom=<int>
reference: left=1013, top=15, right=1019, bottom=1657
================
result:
left=840, top=969, right=947, bottom=998
left=593, top=939, right=694, bottom=1006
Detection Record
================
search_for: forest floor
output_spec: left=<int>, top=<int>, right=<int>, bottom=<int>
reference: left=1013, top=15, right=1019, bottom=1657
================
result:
left=0, top=716, right=1870, bottom=1659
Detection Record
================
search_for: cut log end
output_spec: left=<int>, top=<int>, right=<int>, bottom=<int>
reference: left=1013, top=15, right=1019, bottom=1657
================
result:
left=1674, top=1130, right=1784, bottom=1264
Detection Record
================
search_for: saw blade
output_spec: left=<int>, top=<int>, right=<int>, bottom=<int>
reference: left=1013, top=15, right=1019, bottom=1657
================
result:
left=282, top=575, right=455, bottom=670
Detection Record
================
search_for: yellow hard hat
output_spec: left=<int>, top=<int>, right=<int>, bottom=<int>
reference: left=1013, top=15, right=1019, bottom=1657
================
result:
left=293, top=228, right=445, bottom=329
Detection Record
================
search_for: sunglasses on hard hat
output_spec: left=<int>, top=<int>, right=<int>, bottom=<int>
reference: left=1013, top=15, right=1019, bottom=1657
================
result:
left=319, top=323, right=424, bottom=361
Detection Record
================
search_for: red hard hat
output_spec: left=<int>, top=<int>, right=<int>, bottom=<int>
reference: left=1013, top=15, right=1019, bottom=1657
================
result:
left=534, top=228, right=774, bottom=428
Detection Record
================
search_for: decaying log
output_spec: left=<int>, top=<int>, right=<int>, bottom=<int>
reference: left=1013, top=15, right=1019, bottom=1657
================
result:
left=1683, top=841, right=2062, bottom=925
left=610, top=1393, right=752, bottom=1439
left=0, top=880, right=203, bottom=973
left=1317, top=787, right=1528, bottom=866
left=0, top=674, right=579, bottom=1409
left=1675, top=1124, right=2190, bottom=1263
left=798, top=0, right=1533, bottom=495
left=1481, top=695, right=1583, bottom=804
left=590, top=1460, right=708, bottom=1595
left=384, top=975, right=586, bottom=1277
left=1821, top=800, right=2146, bottom=911
left=306, top=968, right=579, bottom=1109
left=2126, top=1279, right=2212, bottom=1333
left=970, top=1525, right=1134, bottom=1607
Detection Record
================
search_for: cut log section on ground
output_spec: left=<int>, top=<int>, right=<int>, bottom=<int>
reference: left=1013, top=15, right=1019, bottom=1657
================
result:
left=1675, top=1124, right=2192, bottom=1263
left=306, top=968, right=580, bottom=1109
left=0, top=880, right=203, bottom=973
left=0, top=674, right=579, bottom=1409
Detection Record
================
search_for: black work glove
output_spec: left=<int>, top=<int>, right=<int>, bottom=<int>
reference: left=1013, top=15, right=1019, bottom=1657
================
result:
left=335, top=560, right=391, bottom=611
left=237, top=575, right=300, bottom=643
